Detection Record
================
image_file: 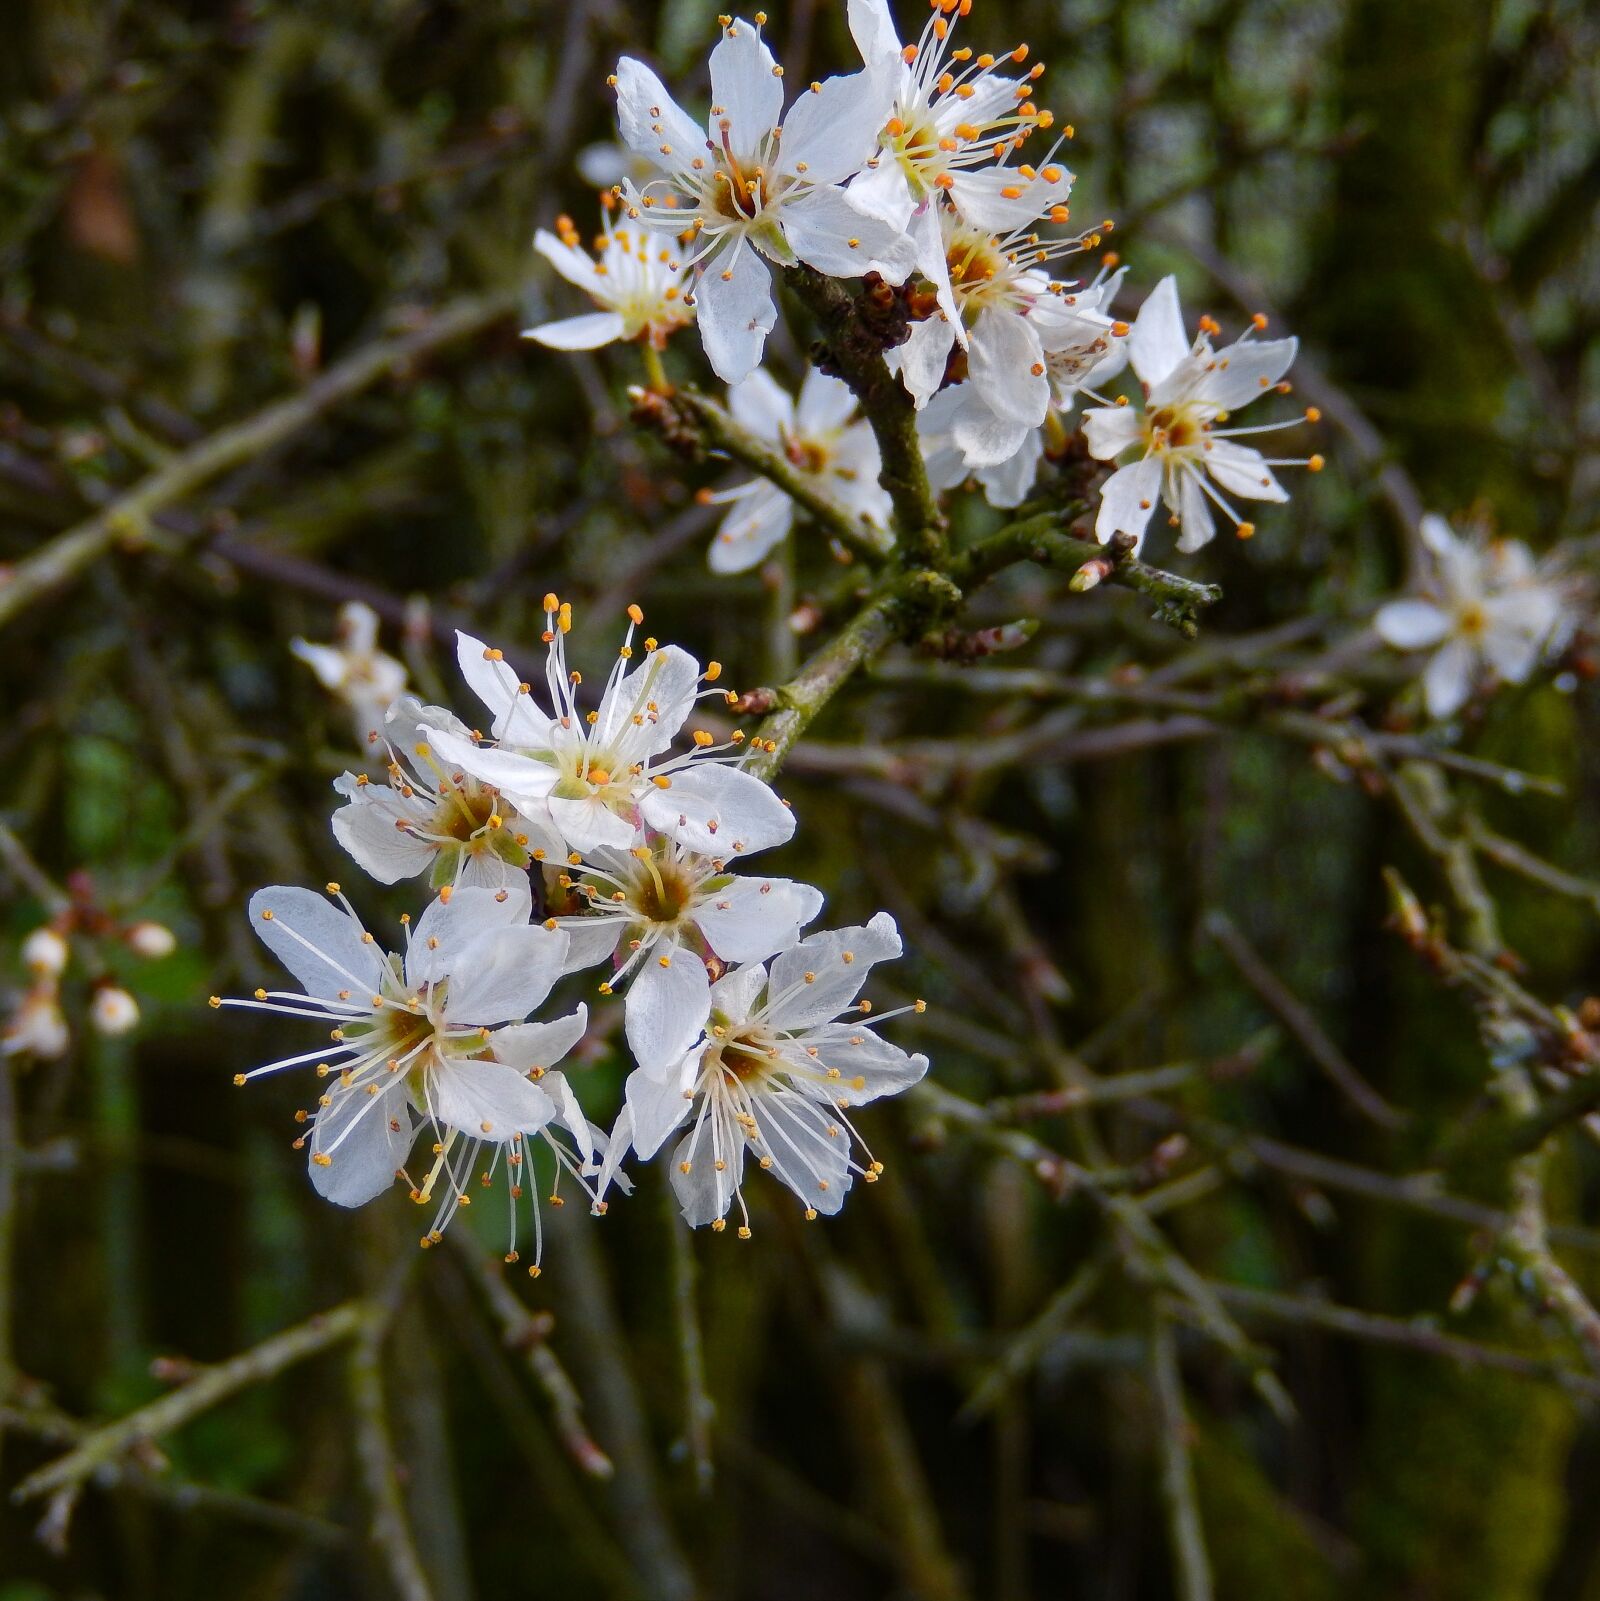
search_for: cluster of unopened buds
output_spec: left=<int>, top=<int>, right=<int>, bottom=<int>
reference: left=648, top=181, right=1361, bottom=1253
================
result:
left=5, top=905, right=175, bottom=1061
left=222, top=600, right=929, bottom=1267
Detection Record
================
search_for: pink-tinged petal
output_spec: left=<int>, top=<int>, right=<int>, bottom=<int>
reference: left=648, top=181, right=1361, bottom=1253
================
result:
left=708, top=18, right=783, bottom=156
left=780, top=66, right=896, bottom=184
left=1081, top=404, right=1142, bottom=462
left=779, top=187, right=916, bottom=282
left=765, top=911, right=902, bottom=1031
left=1423, top=638, right=1477, bottom=719
left=309, top=1084, right=412, bottom=1207
left=424, top=1060, right=556, bottom=1140
left=638, top=764, right=795, bottom=856
left=1127, top=276, right=1190, bottom=389
left=525, top=311, right=628, bottom=350
left=1374, top=599, right=1451, bottom=651
left=1193, top=336, right=1297, bottom=410
left=695, top=241, right=776, bottom=385
left=693, top=876, right=825, bottom=964
left=1094, top=456, right=1163, bottom=550
left=248, top=886, right=385, bottom=1002
left=613, top=57, right=705, bottom=173
left=886, top=315, right=956, bottom=408
left=1205, top=438, right=1288, bottom=503
left=727, top=369, right=794, bottom=438
left=626, top=950, right=712, bottom=1072
left=969, top=308, right=1048, bottom=426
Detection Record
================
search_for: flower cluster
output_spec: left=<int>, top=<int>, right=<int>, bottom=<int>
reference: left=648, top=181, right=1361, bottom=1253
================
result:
left=221, top=602, right=929, bottom=1265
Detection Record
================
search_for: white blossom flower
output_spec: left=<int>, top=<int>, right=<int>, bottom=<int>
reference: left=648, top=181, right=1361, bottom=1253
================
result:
left=612, top=16, right=915, bottom=383
left=706, top=368, right=892, bottom=572
left=601, top=913, right=929, bottom=1231
left=3, top=984, right=69, bottom=1059
left=331, top=696, right=562, bottom=892
left=846, top=0, right=1067, bottom=324
left=552, top=833, right=824, bottom=1073
left=1082, top=276, right=1307, bottom=552
left=291, top=601, right=408, bottom=746
left=90, top=985, right=140, bottom=1037
left=1374, top=514, right=1578, bottom=719
left=918, top=382, right=1042, bottom=507
left=125, top=921, right=177, bottom=960
left=885, top=202, right=1098, bottom=433
left=215, top=881, right=598, bottom=1265
left=419, top=605, right=794, bottom=859
left=22, top=926, right=69, bottom=979
left=526, top=209, right=694, bottom=351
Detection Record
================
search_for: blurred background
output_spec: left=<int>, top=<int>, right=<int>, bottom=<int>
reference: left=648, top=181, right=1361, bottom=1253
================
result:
left=2, top=0, right=1598, bottom=1598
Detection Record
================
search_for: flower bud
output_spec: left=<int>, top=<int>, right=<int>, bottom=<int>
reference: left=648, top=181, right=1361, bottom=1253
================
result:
left=21, top=926, right=69, bottom=979
left=126, top=921, right=177, bottom=960
left=4, top=988, right=70, bottom=1059
left=90, top=986, right=141, bottom=1037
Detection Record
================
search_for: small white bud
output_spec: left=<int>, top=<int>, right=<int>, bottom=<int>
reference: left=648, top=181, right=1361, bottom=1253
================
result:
left=22, top=927, right=69, bottom=979
left=5, top=989, right=70, bottom=1059
left=90, top=986, right=141, bottom=1037
left=126, top=921, right=177, bottom=960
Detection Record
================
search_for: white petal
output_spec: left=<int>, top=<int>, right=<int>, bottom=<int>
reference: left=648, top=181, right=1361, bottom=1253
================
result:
left=1174, top=468, right=1216, bottom=553
left=424, top=723, right=559, bottom=808
left=1423, top=638, right=1476, bottom=718
left=1375, top=600, right=1451, bottom=651
left=671, top=1121, right=744, bottom=1225
left=969, top=308, right=1049, bottom=426
left=626, top=950, right=712, bottom=1071
left=727, top=369, right=794, bottom=438
left=750, top=1090, right=850, bottom=1215
left=710, top=484, right=793, bottom=573
left=533, top=230, right=601, bottom=293
left=493, top=1005, right=589, bottom=1074
left=613, top=57, right=705, bottom=173
left=847, top=157, right=917, bottom=231
left=695, top=241, right=777, bottom=385
left=952, top=393, right=1032, bottom=469
left=1194, top=336, right=1297, bottom=410
left=1205, top=439, right=1287, bottom=504
left=693, top=876, right=825, bottom=964
left=886, top=315, right=956, bottom=408
left=977, top=430, right=1043, bottom=508
left=709, top=18, right=784, bottom=155
left=1419, top=514, right=1459, bottom=559
left=708, top=961, right=771, bottom=1021
left=594, top=643, right=701, bottom=757
left=1094, top=456, right=1163, bottom=550
left=452, top=632, right=553, bottom=748
left=443, top=924, right=568, bottom=1026
left=424, top=1060, right=556, bottom=1140
left=1081, top=404, right=1143, bottom=462
left=796, top=368, right=856, bottom=433
left=846, top=0, right=901, bottom=64
left=330, top=788, right=436, bottom=884
left=558, top=916, right=625, bottom=974
left=526, top=311, right=628, bottom=350
left=779, top=187, right=916, bottom=283
left=779, top=67, right=895, bottom=185
left=638, top=764, right=796, bottom=856
left=1127, top=276, right=1190, bottom=389
left=248, top=887, right=386, bottom=1003
left=629, top=1063, right=698, bottom=1160
left=789, top=1024, right=928, bottom=1104
left=406, top=882, right=534, bottom=991
left=765, top=911, right=903, bottom=1030
left=547, top=795, right=638, bottom=854
left=309, top=1083, right=412, bottom=1207
left=950, top=164, right=1073, bottom=233
left=537, top=1067, right=597, bottom=1165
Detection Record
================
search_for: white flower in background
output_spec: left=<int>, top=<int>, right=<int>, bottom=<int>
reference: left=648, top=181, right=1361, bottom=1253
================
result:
left=291, top=601, right=408, bottom=746
left=1374, top=515, right=1577, bottom=719
left=601, top=913, right=929, bottom=1231
left=846, top=0, right=1067, bottom=324
left=1082, top=276, right=1307, bottom=553
left=215, top=881, right=596, bottom=1263
left=3, top=984, right=69, bottom=1060
left=918, top=382, right=1042, bottom=507
left=886, top=203, right=1098, bottom=433
left=331, top=696, right=562, bottom=892
left=22, top=926, right=69, bottom=979
left=553, top=834, right=824, bottom=1074
left=613, top=16, right=915, bottom=383
left=706, top=368, right=892, bottom=572
left=419, top=605, right=794, bottom=858
left=90, top=985, right=140, bottom=1037
left=526, top=209, right=695, bottom=352
left=125, top=921, right=177, bottom=960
